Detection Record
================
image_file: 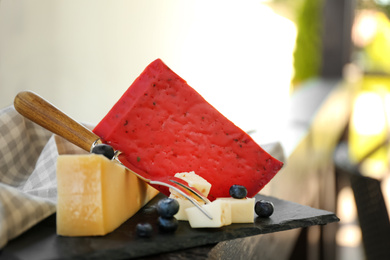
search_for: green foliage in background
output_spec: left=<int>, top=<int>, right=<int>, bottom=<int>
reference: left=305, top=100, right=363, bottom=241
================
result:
left=292, top=0, right=324, bottom=87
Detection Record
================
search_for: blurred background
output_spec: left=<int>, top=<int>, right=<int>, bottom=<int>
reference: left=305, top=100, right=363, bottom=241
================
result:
left=0, top=0, right=295, bottom=145
left=1, top=0, right=390, bottom=259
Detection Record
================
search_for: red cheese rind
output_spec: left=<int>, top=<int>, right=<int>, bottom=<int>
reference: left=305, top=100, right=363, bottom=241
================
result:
left=93, top=59, right=283, bottom=201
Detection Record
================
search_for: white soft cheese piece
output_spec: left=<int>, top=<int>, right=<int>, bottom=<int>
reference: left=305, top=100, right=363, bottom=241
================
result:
left=169, top=171, right=210, bottom=221
left=169, top=171, right=211, bottom=199
left=217, top=198, right=255, bottom=223
left=185, top=199, right=232, bottom=228
left=171, top=196, right=204, bottom=221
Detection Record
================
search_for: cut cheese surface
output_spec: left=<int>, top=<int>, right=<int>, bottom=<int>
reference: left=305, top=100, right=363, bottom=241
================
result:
left=171, top=197, right=201, bottom=221
left=56, top=154, right=158, bottom=236
left=178, top=197, right=255, bottom=224
left=169, top=171, right=211, bottom=199
left=217, top=198, right=255, bottom=223
left=186, top=199, right=232, bottom=228
left=169, top=171, right=209, bottom=221
left=93, top=58, right=283, bottom=200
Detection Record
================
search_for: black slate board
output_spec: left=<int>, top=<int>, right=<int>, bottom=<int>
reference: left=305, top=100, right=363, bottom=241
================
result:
left=0, top=194, right=339, bottom=260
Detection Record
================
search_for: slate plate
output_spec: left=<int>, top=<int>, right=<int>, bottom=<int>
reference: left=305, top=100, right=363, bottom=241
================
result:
left=0, top=194, right=339, bottom=260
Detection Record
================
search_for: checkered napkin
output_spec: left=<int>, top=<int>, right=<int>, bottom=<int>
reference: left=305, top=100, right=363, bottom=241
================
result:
left=0, top=106, right=87, bottom=249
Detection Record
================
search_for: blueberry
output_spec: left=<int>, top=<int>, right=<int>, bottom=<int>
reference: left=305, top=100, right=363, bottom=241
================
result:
left=136, top=223, right=153, bottom=237
left=91, top=144, right=115, bottom=160
left=158, top=216, right=178, bottom=233
left=229, top=185, right=247, bottom=199
left=255, top=200, right=274, bottom=218
left=156, top=198, right=180, bottom=218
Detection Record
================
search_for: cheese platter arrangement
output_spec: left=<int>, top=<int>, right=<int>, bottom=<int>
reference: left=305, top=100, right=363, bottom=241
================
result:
left=0, top=59, right=339, bottom=259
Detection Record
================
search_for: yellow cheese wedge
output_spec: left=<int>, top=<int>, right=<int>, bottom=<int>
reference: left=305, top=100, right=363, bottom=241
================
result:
left=56, top=154, right=159, bottom=236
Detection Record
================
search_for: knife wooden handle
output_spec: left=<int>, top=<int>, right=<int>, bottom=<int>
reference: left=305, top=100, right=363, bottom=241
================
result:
left=14, top=90, right=99, bottom=152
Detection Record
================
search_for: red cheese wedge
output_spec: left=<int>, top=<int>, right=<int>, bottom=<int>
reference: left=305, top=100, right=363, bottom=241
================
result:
left=93, top=59, right=283, bottom=200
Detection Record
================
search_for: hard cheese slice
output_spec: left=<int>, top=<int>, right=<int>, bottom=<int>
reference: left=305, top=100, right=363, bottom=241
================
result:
left=56, top=154, right=158, bottom=236
left=93, top=59, right=283, bottom=200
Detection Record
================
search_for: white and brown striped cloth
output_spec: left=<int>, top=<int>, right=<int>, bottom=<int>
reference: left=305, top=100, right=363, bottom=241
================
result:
left=0, top=106, right=87, bottom=248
